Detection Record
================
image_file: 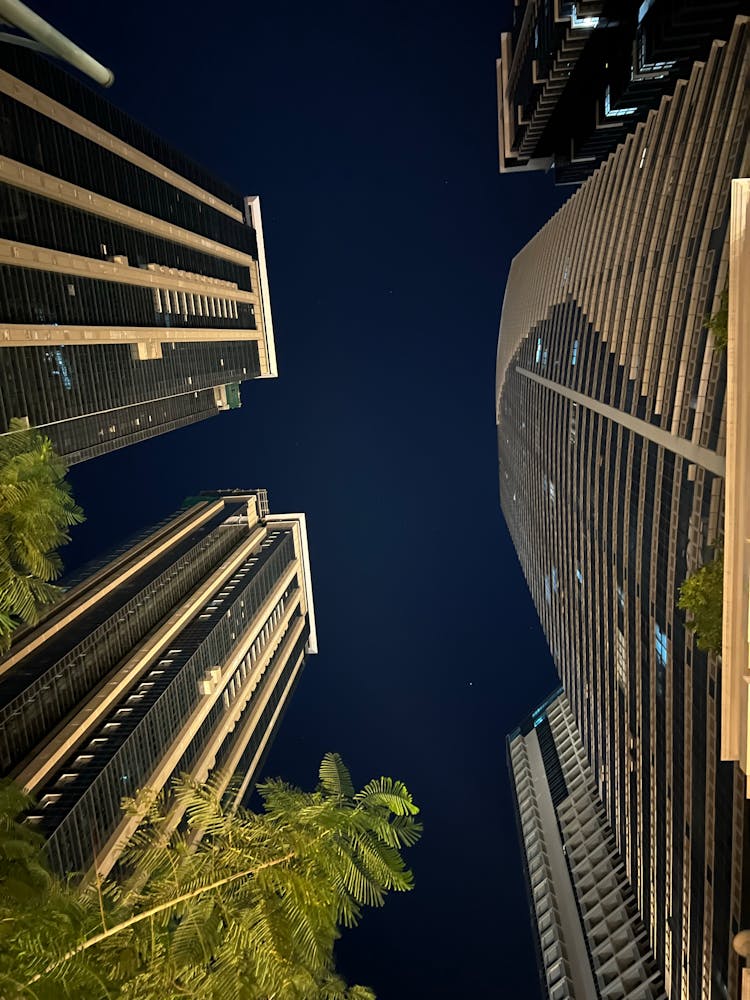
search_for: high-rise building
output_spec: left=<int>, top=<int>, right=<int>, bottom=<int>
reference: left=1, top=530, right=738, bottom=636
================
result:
left=508, top=690, right=666, bottom=1000
left=496, top=0, right=743, bottom=184
left=497, top=17, right=749, bottom=999
left=0, top=47, right=277, bottom=464
left=0, top=490, right=316, bottom=879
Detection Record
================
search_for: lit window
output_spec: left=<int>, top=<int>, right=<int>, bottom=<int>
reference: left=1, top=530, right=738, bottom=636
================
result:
left=604, top=85, right=637, bottom=118
left=576, top=568, right=583, bottom=584
left=535, top=338, right=542, bottom=364
left=571, top=4, right=599, bottom=28
left=655, top=623, right=668, bottom=669
left=571, top=340, right=579, bottom=365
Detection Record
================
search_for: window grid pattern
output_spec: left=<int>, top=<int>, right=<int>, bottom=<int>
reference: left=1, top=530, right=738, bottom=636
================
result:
left=224, top=623, right=309, bottom=801
left=0, top=93, right=254, bottom=255
left=0, top=339, right=260, bottom=464
left=0, top=513, right=247, bottom=774
left=0, top=264, right=255, bottom=331
left=172, top=583, right=298, bottom=781
left=497, top=23, right=748, bottom=1000
left=41, top=532, right=295, bottom=876
left=0, top=186, right=252, bottom=290
left=0, top=48, right=267, bottom=464
left=1, top=47, right=245, bottom=210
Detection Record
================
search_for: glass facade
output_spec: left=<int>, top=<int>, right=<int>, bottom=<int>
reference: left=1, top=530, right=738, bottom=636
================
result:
left=498, top=21, right=749, bottom=999
left=508, top=692, right=667, bottom=999
left=0, top=48, right=270, bottom=463
left=41, top=530, right=296, bottom=875
left=498, top=2, right=745, bottom=183
left=0, top=495, right=315, bottom=880
left=0, top=505, right=247, bottom=775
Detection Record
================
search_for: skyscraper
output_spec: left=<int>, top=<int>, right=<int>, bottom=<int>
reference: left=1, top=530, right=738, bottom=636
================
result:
left=496, top=0, right=744, bottom=184
left=0, top=46, right=276, bottom=464
left=0, top=490, right=316, bottom=880
left=508, top=690, right=666, bottom=1000
left=498, top=17, right=749, bottom=998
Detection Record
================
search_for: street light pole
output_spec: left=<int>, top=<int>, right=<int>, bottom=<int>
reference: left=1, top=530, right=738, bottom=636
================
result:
left=0, top=0, right=114, bottom=87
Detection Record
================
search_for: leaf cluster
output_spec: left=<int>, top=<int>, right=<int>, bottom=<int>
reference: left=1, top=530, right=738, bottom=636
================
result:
left=0, top=418, right=84, bottom=649
left=707, top=285, right=729, bottom=351
left=0, top=754, right=421, bottom=999
left=677, top=544, right=724, bottom=653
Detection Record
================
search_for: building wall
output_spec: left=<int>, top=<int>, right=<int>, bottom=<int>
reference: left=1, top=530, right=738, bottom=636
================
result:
left=509, top=691, right=666, bottom=1000
left=0, top=48, right=274, bottom=462
left=0, top=493, right=316, bottom=880
left=497, top=1, right=745, bottom=184
left=498, top=20, right=749, bottom=998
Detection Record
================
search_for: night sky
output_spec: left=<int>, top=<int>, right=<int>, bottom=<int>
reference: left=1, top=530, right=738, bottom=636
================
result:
left=32, top=1, right=567, bottom=995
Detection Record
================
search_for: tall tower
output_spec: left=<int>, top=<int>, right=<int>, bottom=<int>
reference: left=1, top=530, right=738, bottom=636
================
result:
left=496, top=0, right=744, bottom=184
left=0, top=491, right=316, bottom=879
left=0, top=47, right=276, bottom=464
left=497, top=18, right=749, bottom=998
left=508, top=690, right=666, bottom=1000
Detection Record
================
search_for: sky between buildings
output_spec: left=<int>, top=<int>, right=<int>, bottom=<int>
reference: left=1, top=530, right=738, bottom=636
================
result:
left=38, top=0, right=567, bottom=994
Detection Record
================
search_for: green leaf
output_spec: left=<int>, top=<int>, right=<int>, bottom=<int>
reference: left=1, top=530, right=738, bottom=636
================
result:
left=319, top=753, right=355, bottom=799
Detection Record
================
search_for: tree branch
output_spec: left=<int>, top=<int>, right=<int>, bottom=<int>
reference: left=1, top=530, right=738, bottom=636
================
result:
left=26, top=851, right=295, bottom=987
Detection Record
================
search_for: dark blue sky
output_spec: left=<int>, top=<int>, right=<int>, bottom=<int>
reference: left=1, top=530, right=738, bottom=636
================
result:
left=38, top=0, right=566, bottom=994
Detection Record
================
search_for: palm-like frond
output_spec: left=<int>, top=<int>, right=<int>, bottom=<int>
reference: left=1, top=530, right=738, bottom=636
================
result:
left=1, top=757, right=420, bottom=999
left=319, top=753, right=355, bottom=799
left=0, top=422, right=83, bottom=649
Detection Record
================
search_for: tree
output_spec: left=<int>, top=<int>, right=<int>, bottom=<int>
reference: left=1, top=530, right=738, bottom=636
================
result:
left=677, top=545, right=724, bottom=654
left=0, top=753, right=421, bottom=999
left=708, top=285, right=729, bottom=351
left=0, top=418, right=84, bottom=649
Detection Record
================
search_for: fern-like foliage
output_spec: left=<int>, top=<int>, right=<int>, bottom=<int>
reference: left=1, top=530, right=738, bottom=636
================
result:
left=0, top=419, right=84, bottom=650
left=678, top=543, right=724, bottom=653
left=0, top=756, right=421, bottom=999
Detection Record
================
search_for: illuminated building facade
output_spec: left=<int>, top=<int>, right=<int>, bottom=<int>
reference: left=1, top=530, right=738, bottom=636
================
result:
left=0, top=490, right=316, bottom=879
left=498, top=19, right=749, bottom=998
left=0, top=48, right=276, bottom=463
left=508, top=690, right=666, bottom=999
left=497, top=0, right=743, bottom=184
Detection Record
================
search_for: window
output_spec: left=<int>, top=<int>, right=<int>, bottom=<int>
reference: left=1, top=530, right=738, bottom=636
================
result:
left=571, top=340, right=579, bottom=366
left=535, top=338, right=542, bottom=365
left=655, top=623, right=668, bottom=669
left=615, top=630, right=627, bottom=690
left=604, top=85, right=637, bottom=118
